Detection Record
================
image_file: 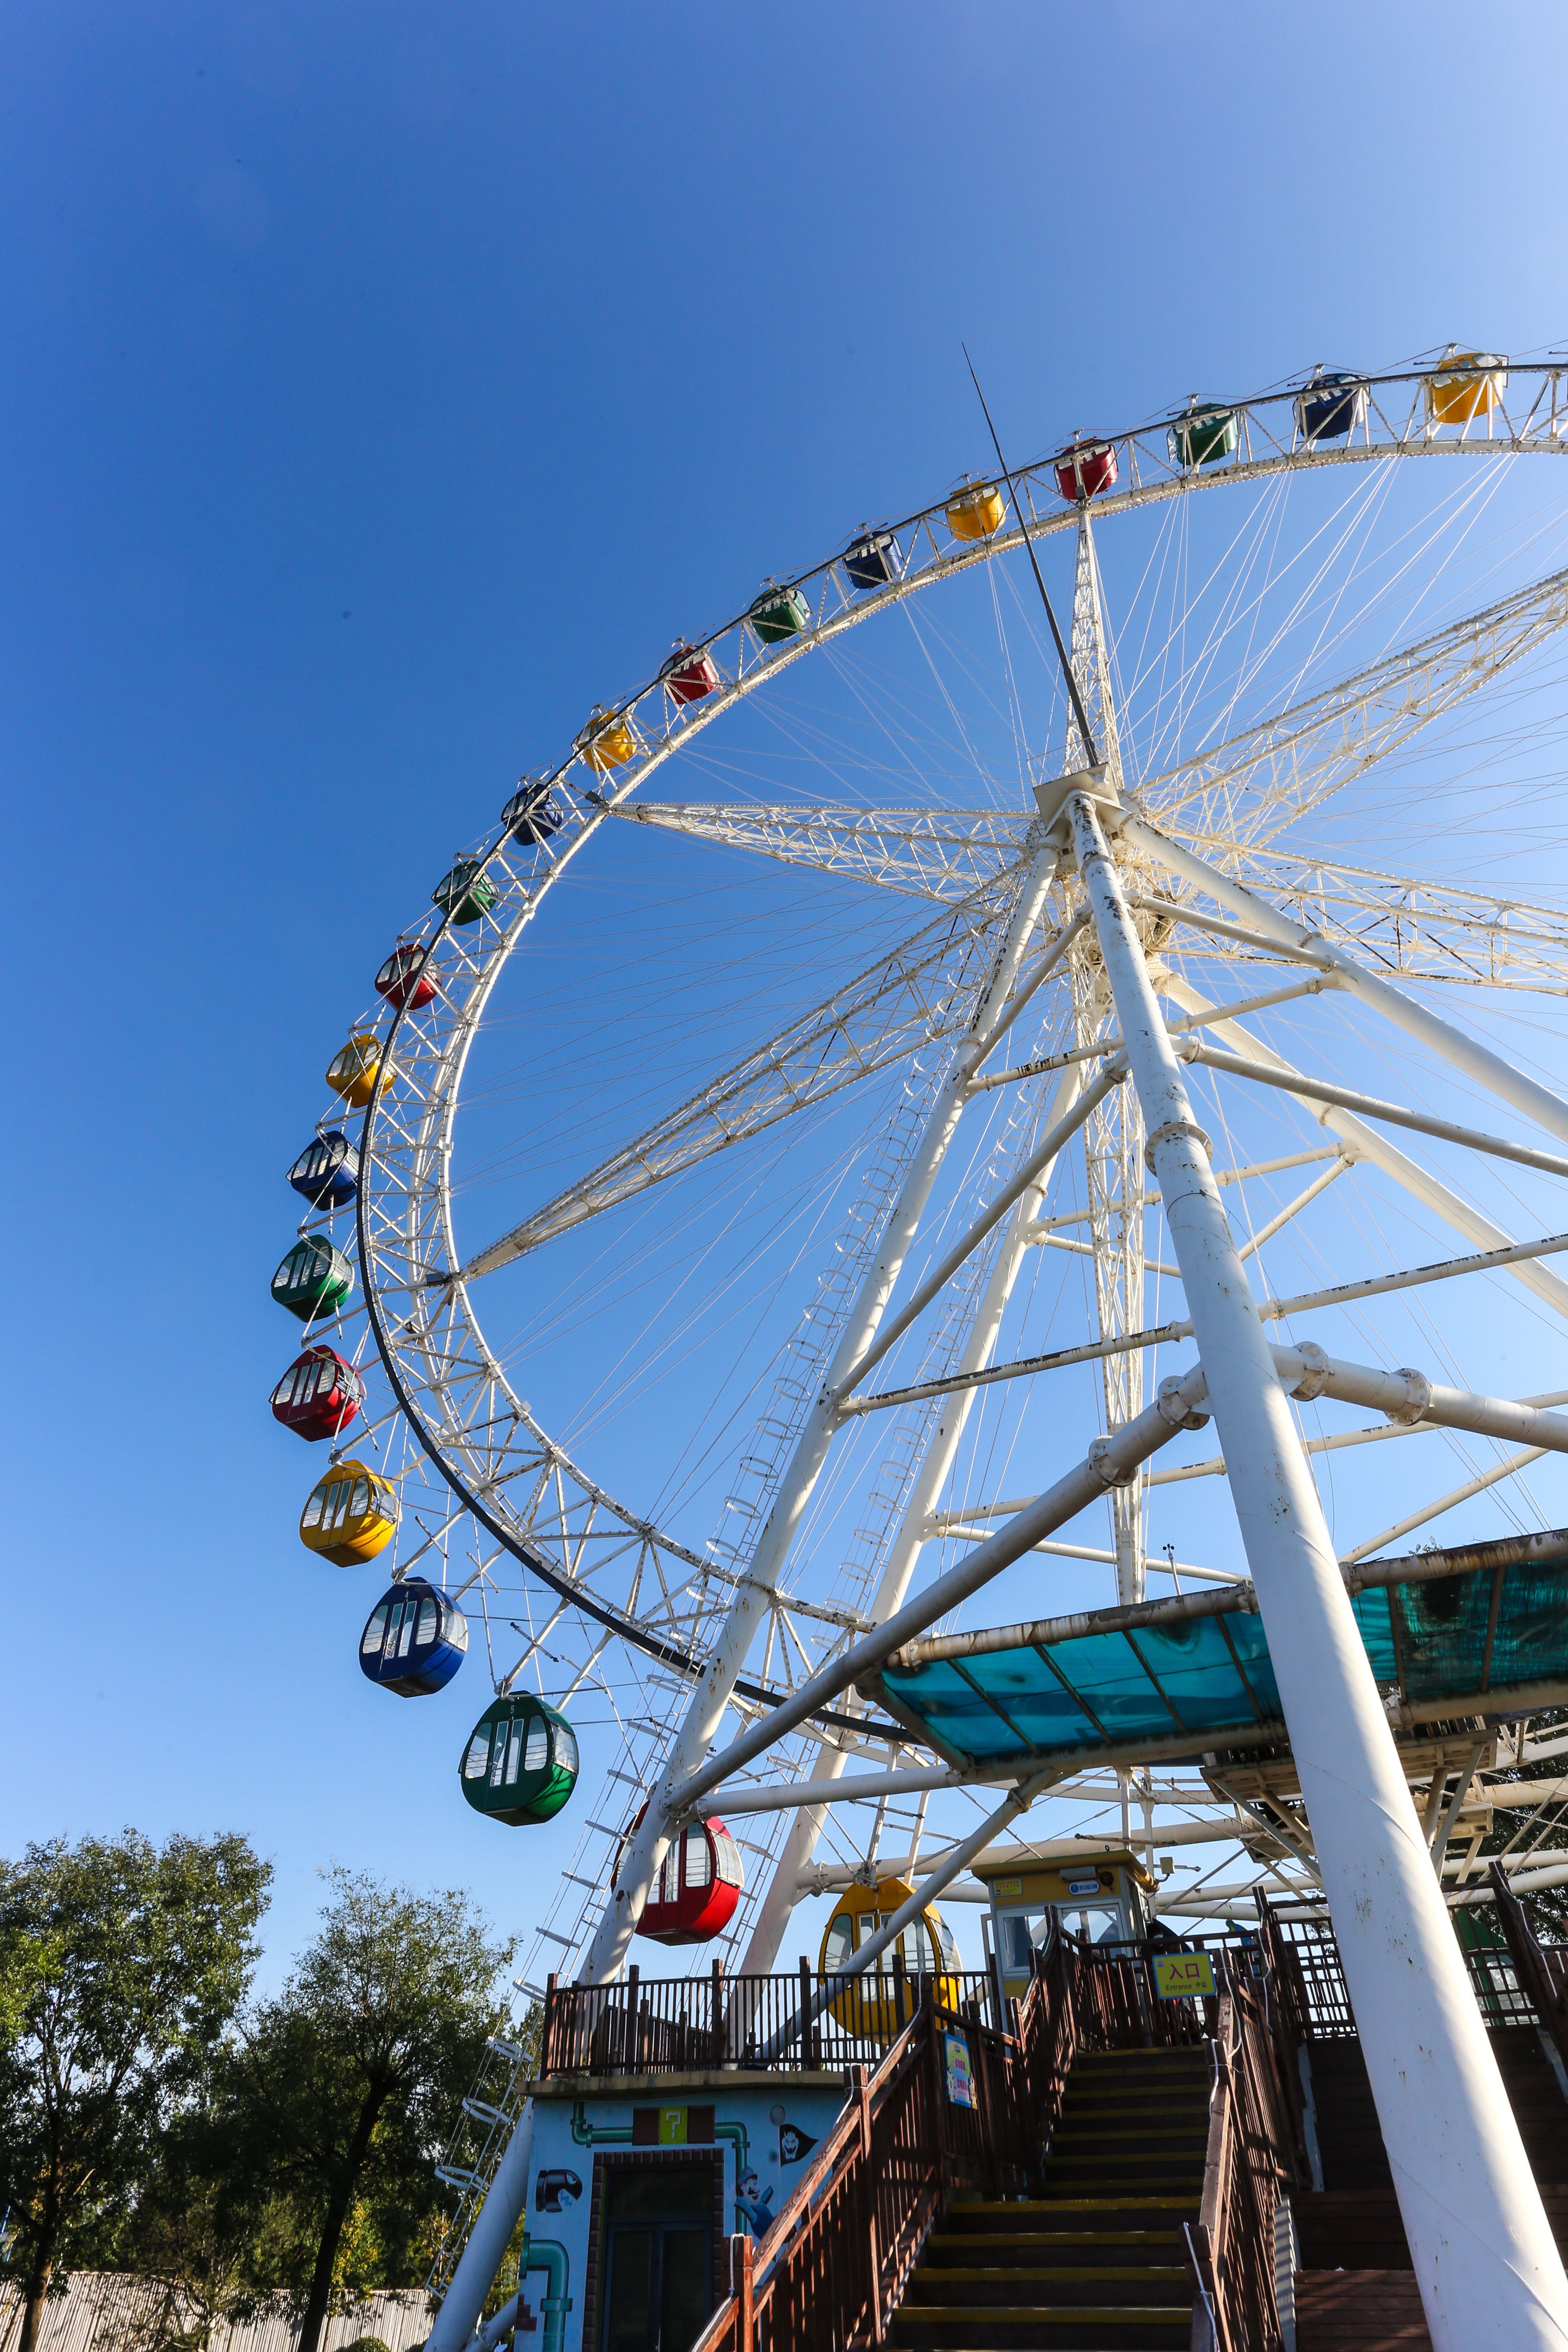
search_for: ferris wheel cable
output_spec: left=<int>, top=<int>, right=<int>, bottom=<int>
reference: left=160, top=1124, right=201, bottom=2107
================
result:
left=963, top=346, right=1098, bottom=762
left=449, top=874, right=1019, bottom=1284
left=524, top=1103, right=871, bottom=1451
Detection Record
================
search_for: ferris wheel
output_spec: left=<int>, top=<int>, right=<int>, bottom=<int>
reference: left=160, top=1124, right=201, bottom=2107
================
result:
left=267, top=344, right=1568, bottom=2021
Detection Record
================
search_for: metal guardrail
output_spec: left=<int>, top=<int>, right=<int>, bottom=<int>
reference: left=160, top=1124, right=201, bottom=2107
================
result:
left=539, top=1961, right=1004, bottom=2078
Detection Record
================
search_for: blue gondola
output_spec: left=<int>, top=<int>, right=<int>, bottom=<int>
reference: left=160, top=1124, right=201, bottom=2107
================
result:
left=502, top=778, right=565, bottom=844
left=1295, top=370, right=1367, bottom=445
left=358, top=1577, right=469, bottom=1697
left=287, top=1130, right=360, bottom=1210
left=844, top=528, right=902, bottom=592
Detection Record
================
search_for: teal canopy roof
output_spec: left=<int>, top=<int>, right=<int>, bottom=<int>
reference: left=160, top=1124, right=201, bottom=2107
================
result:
left=866, top=1550, right=1568, bottom=1773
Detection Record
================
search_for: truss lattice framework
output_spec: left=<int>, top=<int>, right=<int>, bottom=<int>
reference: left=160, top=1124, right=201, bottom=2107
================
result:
left=1152, top=560, right=1568, bottom=847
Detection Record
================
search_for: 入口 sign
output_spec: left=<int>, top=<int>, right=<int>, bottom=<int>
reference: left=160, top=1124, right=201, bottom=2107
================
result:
left=1154, top=1952, right=1216, bottom=2000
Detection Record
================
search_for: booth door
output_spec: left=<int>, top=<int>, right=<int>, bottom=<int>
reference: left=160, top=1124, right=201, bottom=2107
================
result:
left=601, top=2167, right=713, bottom=2352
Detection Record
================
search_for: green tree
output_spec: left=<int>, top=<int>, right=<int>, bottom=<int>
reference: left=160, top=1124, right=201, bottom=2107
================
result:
left=226, top=1868, right=514, bottom=2352
left=0, top=1829, right=271, bottom=2352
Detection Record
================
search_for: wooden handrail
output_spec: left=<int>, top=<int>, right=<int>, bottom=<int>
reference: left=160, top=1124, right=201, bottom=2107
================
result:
left=1489, top=1859, right=1568, bottom=2070
left=689, top=1966, right=1066, bottom=2352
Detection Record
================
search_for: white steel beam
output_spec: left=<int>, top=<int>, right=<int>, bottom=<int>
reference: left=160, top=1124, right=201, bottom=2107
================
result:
left=1182, top=1041, right=1568, bottom=1180
left=705, top=1763, right=996, bottom=1815
left=1157, top=970, right=1568, bottom=1324
left=838, top=1230, right=1568, bottom=1421
left=424, top=2104, right=535, bottom=2352
left=1070, top=789, right=1568, bottom=2352
left=1128, top=815, right=1568, bottom=1149
left=666, top=1361, right=1214, bottom=1815
left=1341, top=1448, right=1548, bottom=1567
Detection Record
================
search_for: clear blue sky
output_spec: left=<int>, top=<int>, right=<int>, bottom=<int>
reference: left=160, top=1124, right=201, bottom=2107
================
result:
left=4, top=0, right=1566, bottom=1986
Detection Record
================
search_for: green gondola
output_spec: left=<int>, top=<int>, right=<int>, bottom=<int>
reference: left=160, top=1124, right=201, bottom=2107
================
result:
left=271, top=1234, right=355, bottom=1321
left=432, top=859, right=498, bottom=925
left=748, top=582, right=811, bottom=644
left=459, top=1694, right=579, bottom=1825
left=1167, top=401, right=1238, bottom=471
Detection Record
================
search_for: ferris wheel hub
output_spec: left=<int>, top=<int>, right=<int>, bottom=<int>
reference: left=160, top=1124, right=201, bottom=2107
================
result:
left=1033, top=761, right=1120, bottom=845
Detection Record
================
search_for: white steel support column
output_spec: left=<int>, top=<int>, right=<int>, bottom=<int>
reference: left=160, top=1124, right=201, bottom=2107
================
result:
left=739, top=1062, right=1088, bottom=1974
left=425, top=2103, right=535, bottom=2352
left=1070, top=790, right=1568, bottom=2352
left=582, top=836, right=1063, bottom=1986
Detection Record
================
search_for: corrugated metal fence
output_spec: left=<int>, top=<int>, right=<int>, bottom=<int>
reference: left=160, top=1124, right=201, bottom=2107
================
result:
left=0, top=2275, right=433, bottom=2352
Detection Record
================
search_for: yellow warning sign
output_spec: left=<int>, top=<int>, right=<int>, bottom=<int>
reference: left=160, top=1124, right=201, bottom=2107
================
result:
left=1154, top=1951, right=1216, bottom=2001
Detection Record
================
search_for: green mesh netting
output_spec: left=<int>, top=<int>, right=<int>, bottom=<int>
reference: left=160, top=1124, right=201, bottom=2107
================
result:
left=875, top=1557, right=1568, bottom=1769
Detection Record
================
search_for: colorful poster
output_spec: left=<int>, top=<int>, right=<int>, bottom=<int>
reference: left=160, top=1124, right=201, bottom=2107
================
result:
left=1154, top=1951, right=1216, bottom=2000
left=943, top=2030, right=974, bottom=2108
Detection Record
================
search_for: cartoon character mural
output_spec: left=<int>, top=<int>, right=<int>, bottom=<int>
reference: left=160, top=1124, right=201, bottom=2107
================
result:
left=733, top=2169, right=776, bottom=2242
left=768, top=2101, right=818, bottom=2171
left=536, top=2168, right=582, bottom=2214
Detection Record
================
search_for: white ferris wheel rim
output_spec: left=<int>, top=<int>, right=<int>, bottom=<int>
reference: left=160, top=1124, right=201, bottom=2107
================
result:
left=342, top=357, right=1568, bottom=1700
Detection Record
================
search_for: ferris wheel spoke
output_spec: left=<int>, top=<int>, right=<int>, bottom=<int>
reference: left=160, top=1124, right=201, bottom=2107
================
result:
left=455, top=873, right=1023, bottom=1283
left=1339, top=1445, right=1550, bottom=1569
left=600, top=800, right=1031, bottom=901
left=1143, top=559, right=1568, bottom=845
left=1219, top=849, right=1568, bottom=992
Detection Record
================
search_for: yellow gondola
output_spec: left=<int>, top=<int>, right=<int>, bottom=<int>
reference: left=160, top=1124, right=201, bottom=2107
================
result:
left=299, top=1458, right=401, bottom=1564
left=945, top=479, right=1005, bottom=542
left=1427, top=350, right=1507, bottom=427
left=575, top=706, right=638, bottom=772
left=324, top=1033, right=386, bottom=1109
left=818, top=1875, right=962, bottom=2037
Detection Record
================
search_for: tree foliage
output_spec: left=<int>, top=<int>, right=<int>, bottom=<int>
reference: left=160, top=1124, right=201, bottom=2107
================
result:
left=218, top=1867, right=515, bottom=2352
left=0, top=1839, right=522, bottom=2352
left=0, top=1829, right=270, bottom=2352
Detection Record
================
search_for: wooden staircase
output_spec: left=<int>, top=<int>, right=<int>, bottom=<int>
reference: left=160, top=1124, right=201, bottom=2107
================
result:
left=891, top=2046, right=1213, bottom=2350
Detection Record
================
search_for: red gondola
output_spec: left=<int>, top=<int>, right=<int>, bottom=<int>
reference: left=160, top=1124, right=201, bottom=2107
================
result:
left=1054, top=437, right=1118, bottom=504
left=613, top=1804, right=744, bottom=1945
left=374, top=940, right=436, bottom=1010
left=270, top=1345, right=365, bottom=1442
left=659, top=642, right=720, bottom=705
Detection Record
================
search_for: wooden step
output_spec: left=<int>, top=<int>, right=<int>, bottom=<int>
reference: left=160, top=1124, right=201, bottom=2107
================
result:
left=1295, top=2268, right=1431, bottom=2350
left=1043, top=2159, right=1206, bottom=2188
left=1050, top=2124, right=1210, bottom=2149
left=889, top=2304, right=1193, bottom=2350
left=989, top=2196, right=1201, bottom=2226
left=923, top=2230, right=1185, bottom=2269
left=904, top=2265, right=1190, bottom=2308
